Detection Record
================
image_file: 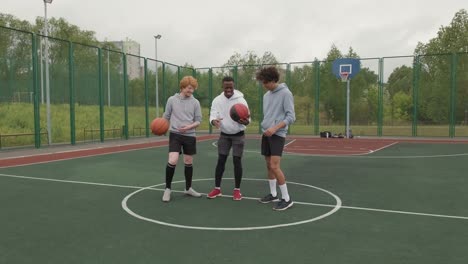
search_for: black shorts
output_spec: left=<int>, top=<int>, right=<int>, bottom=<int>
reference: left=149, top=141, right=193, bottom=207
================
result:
left=218, top=132, right=245, bottom=157
left=261, top=134, right=285, bottom=156
left=169, top=132, right=197, bottom=155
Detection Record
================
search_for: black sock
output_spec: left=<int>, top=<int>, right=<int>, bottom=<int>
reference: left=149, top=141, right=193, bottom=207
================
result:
left=184, top=163, right=193, bottom=190
left=233, top=156, right=242, bottom=189
left=166, top=163, right=176, bottom=189
left=215, top=154, right=228, bottom=187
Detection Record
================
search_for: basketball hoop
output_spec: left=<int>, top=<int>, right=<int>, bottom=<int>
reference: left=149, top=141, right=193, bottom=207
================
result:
left=340, top=72, right=349, bottom=82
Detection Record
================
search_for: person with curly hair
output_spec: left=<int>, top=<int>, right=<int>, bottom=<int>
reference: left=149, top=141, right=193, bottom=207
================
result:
left=255, top=66, right=296, bottom=211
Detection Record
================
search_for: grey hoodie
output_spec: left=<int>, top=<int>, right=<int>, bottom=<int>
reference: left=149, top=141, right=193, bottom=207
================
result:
left=261, top=83, right=296, bottom=137
left=163, top=93, right=202, bottom=137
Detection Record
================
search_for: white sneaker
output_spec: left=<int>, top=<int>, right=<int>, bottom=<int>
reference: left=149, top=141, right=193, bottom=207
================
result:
left=184, top=187, right=202, bottom=197
left=162, top=188, right=171, bottom=202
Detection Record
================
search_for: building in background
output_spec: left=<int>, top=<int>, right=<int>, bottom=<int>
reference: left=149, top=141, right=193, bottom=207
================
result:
left=110, top=38, right=141, bottom=80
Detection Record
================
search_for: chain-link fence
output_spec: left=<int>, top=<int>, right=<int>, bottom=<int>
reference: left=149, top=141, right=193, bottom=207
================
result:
left=1, top=25, right=467, bottom=149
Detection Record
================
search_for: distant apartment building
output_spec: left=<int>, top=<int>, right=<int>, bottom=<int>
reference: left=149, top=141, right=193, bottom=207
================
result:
left=110, top=38, right=141, bottom=80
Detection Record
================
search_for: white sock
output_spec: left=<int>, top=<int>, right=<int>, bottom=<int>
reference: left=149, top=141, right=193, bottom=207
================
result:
left=268, top=179, right=277, bottom=197
left=279, top=183, right=290, bottom=202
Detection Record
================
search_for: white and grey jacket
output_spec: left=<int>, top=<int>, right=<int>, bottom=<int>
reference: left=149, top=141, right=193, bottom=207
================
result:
left=209, top=90, right=250, bottom=135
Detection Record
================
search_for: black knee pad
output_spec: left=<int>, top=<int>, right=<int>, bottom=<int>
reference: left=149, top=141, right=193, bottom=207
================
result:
left=218, top=154, right=228, bottom=164
left=233, top=156, right=242, bottom=168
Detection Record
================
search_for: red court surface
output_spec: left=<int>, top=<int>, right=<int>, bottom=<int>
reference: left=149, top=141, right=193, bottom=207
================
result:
left=284, top=138, right=398, bottom=155
left=0, top=135, right=217, bottom=168
left=283, top=137, right=468, bottom=155
left=1, top=135, right=467, bottom=167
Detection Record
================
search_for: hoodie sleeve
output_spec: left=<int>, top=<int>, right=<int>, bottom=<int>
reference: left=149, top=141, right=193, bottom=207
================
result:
left=163, top=97, right=173, bottom=120
left=209, top=97, right=219, bottom=123
left=194, top=100, right=202, bottom=123
left=282, top=90, right=296, bottom=125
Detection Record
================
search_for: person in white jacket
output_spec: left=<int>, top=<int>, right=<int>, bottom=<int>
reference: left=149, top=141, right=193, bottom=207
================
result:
left=207, top=76, right=250, bottom=201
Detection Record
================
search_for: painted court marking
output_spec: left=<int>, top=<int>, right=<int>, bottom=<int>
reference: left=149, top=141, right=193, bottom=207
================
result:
left=284, top=140, right=399, bottom=155
left=212, top=140, right=468, bottom=158
left=121, top=178, right=342, bottom=231
left=1, top=173, right=468, bottom=224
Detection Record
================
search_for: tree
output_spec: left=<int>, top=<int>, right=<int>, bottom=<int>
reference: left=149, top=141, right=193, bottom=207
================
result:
left=0, top=14, right=34, bottom=102
left=386, top=65, right=413, bottom=122
left=413, top=9, right=468, bottom=123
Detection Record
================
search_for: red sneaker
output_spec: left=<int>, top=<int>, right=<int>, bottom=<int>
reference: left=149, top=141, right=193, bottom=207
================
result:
left=233, top=189, right=242, bottom=201
left=207, top=188, right=222, bottom=199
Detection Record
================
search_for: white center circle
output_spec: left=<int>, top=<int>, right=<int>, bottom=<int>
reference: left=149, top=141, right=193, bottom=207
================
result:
left=121, top=178, right=342, bottom=231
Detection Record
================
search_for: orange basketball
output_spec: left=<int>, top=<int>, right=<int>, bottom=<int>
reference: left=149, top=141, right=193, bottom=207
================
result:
left=151, top=118, right=169, bottom=136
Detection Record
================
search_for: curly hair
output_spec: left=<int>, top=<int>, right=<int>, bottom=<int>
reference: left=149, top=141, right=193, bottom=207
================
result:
left=222, top=76, right=234, bottom=83
left=179, top=76, right=198, bottom=90
left=255, top=66, right=279, bottom=83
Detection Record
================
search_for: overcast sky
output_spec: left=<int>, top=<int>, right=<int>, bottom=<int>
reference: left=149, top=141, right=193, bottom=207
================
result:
left=3, top=0, right=466, bottom=68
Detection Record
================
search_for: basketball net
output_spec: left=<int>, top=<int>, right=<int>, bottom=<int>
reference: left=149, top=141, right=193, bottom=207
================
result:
left=340, top=72, right=349, bottom=82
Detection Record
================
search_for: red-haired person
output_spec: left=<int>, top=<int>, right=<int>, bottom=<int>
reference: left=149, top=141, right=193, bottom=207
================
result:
left=161, top=76, right=203, bottom=202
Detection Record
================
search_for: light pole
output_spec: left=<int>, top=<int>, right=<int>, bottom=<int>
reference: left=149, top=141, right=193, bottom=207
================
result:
left=154, top=34, right=162, bottom=117
left=44, top=0, right=53, bottom=145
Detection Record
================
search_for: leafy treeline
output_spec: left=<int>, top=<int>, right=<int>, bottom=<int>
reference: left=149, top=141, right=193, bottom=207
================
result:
left=1, top=10, right=468, bottom=128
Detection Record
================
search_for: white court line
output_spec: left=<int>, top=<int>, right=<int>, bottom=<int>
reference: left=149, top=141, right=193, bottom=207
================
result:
left=284, top=139, right=296, bottom=147
left=368, top=141, right=399, bottom=153
left=285, top=148, right=372, bottom=153
left=1, top=173, right=467, bottom=221
left=122, top=179, right=342, bottom=230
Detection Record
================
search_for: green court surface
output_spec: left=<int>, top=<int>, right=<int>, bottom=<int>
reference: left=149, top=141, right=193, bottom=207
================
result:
left=1, top=139, right=468, bottom=264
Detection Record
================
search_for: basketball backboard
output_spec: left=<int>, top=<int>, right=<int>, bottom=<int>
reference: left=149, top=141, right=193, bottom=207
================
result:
left=332, top=58, right=360, bottom=80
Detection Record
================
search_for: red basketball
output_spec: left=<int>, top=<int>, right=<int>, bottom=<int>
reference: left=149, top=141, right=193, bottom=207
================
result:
left=151, top=118, right=169, bottom=136
left=230, top=103, right=250, bottom=122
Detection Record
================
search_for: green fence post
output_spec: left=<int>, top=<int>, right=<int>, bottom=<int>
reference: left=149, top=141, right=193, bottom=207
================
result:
left=412, top=55, right=420, bottom=137
left=32, top=33, right=41, bottom=148
left=258, top=80, right=263, bottom=134
left=286, top=63, right=291, bottom=134
left=123, top=53, right=129, bottom=140
left=233, top=66, right=238, bottom=85
left=378, top=58, right=384, bottom=137
left=286, top=63, right=291, bottom=85
left=144, top=58, right=150, bottom=137
left=208, top=68, right=213, bottom=134
left=162, top=62, right=166, bottom=112
left=69, top=41, right=76, bottom=145
left=314, top=60, right=320, bottom=136
left=98, top=48, right=104, bottom=142
left=449, top=53, right=458, bottom=138
left=177, top=66, right=181, bottom=83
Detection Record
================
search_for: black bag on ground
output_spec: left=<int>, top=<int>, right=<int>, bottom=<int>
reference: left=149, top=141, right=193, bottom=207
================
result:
left=320, top=131, right=332, bottom=138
